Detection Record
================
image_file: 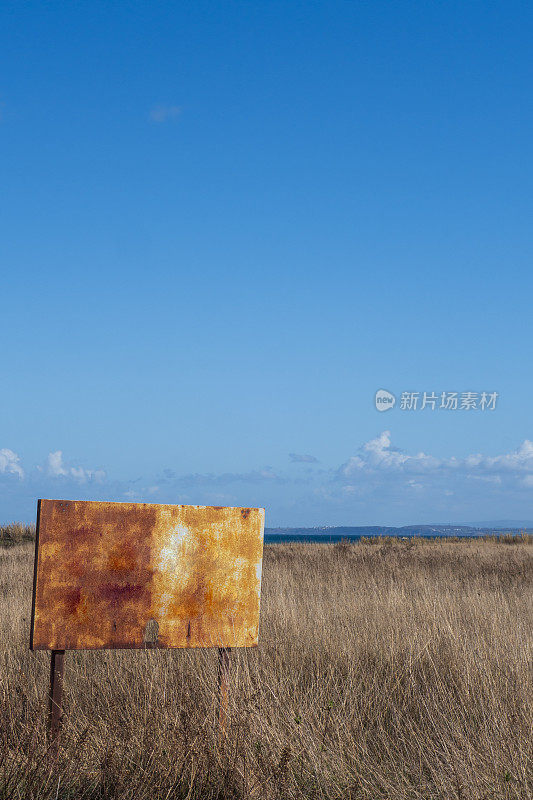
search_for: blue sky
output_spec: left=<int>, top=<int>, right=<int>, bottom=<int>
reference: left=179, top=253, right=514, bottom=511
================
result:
left=1, top=1, right=533, bottom=526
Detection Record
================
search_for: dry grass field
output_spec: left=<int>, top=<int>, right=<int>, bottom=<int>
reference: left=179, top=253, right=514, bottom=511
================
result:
left=0, top=537, right=531, bottom=799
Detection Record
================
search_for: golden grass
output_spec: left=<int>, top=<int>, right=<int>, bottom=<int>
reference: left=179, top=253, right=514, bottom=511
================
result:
left=0, top=538, right=531, bottom=799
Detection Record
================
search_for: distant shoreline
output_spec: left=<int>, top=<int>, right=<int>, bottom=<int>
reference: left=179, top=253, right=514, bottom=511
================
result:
left=265, top=524, right=533, bottom=543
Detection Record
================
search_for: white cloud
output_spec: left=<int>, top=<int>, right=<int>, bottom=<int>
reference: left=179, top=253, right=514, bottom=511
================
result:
left=465, top=439, right=533, bottom=473
left=149, top=104, right=181, bottom=123
left=47, top=451, right=105, bottom=483
left=0, top=449, right=24, bottom=478
left=340, top=431, right=440, bottom=476
left=337, top=431, right=533, bottom=489
left=47, top=450, right=67, bottom=476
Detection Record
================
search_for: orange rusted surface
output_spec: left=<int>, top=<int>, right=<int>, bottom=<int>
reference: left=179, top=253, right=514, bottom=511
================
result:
left=30, top=500, right=265, bottom=651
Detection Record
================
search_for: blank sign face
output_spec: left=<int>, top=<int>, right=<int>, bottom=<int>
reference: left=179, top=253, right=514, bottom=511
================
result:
left=30, top=500, right=265, bottom=651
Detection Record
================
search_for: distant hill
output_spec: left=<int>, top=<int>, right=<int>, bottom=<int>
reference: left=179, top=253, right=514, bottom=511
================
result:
left=264, top=523, right=533, bottom=540
left=470, top=519, right=533, bottom=529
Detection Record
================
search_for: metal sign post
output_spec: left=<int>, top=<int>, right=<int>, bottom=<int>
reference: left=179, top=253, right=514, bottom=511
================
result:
left=48, top=649, right=64, bottom=756
left=217, top=646, right=231, bottom=739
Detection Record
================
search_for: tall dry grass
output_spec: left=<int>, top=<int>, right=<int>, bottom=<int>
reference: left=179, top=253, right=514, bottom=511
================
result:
left=0, top=538, right=531, bottom=799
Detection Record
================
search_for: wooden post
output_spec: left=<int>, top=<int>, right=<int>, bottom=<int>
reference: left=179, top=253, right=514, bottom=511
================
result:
left=48, top=649, right=65, bottom=756
left=217, top=646, right=231, bottom=739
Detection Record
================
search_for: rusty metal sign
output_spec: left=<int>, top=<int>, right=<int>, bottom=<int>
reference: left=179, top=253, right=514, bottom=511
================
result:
left=30, top=500, right=265, bottom=651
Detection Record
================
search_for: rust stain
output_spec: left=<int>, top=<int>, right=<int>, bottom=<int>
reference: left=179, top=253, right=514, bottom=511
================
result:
left=30, top=500, right=265, bottom=651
